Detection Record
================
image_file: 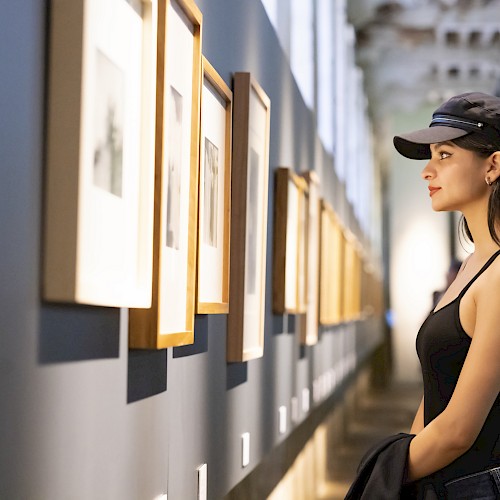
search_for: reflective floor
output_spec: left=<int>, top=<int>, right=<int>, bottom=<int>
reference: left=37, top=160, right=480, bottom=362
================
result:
left=268, top=369, right=422, bottom=499
left=319, top=379, right=422, bottom=499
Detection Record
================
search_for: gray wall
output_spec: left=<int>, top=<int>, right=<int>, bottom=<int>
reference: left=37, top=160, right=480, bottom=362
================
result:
left=0, top=1, right=383, bottom=498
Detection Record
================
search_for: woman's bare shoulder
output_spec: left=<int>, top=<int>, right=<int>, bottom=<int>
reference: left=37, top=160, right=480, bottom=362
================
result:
left=477, top=256, right=500, bottom=295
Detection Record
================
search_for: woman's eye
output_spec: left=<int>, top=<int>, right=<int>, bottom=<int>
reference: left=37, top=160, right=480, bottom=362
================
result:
left=439, top=151, right=451, bottom=159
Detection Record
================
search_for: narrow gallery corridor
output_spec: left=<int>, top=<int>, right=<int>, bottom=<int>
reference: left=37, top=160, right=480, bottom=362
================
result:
left=319, top=380, right=422, bottom=499
left=3, top=0, right=500, bottom=499
left=265, top=367, right=422, bottom=500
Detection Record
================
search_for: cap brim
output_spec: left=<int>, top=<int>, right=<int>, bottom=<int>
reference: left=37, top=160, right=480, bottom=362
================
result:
left=393, top=126, right=470, bottom=160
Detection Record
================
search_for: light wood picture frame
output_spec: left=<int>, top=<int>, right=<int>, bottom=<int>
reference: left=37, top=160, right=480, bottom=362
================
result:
left=361, top=261, right=384, bottom=318
left=227, top=73, right=271, bottom=362
left=299, top=171, right=320, bottom=345
left=343, top=232, right=362, bottom=321
left=361, top=258, right=375, bottom=318
left=129, top=0, right=202, bottom=349
left=319, top=201, right=333, bottom=325
left=44, top=0, right=157, bottom=307
left=296, top=174, right=308, bottom=315
left=332, top=215, right=345, bottom=324
left=196, top=57, right=232, bottom=314
left=272, top=167, right=308, bottom=314
left=319, top=202, right=344, bottom=325
left=344, top=233, right=354, bottom=321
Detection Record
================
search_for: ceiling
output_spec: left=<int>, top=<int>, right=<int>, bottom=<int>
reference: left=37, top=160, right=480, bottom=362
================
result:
left=347, top=0, right=500, bottom=121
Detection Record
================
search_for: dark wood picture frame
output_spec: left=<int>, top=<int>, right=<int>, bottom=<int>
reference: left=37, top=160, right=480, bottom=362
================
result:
left=227, top=73, right=271, bottom=362
left=273, top=167, right=308, bottom=314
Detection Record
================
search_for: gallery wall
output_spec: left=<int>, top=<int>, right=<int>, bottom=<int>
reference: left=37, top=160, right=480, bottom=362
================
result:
left=0, top=1, right=384, bottom=499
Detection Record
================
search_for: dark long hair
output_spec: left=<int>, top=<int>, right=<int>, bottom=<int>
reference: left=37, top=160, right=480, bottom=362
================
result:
left=452, top=133, right=500, bottom=246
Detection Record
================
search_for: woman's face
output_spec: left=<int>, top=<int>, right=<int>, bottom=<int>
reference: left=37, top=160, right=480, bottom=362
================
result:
left=420, top=141, right=490, bottom=213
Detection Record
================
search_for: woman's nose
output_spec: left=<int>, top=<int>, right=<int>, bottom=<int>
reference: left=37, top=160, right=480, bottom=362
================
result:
left=421, top=161, right=434, bottom=180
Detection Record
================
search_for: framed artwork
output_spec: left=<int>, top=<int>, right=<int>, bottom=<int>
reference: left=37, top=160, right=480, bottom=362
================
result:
left=343, top=232, right=362, bottom=321
left=44, top=0, right=157, bottom=307
left=129, top=0, right=202, bottom=349
left=299, top=171, right=320, bottom=345
left=296, top=174, right=308, bottom=315
left=354, top=247, right=362, bottom=317
left=331, top=215, right=345, bottom=323
left=361, top=258, right=376, bottom=318
left=227, top=73, right=271, bottom=362
left=272, top=168, right=308, bottom=314
left=319, top=201, right=333, bottom=325
left=319, top=202, right=344, bottom=325
left=354, top=247, right=361, bottom=317
left=343, top=233, right=353, bottom=320
left=196, top=57, right=232, bottom=314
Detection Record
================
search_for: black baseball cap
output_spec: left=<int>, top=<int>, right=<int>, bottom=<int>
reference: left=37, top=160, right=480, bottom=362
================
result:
left=393, top=92, right=500, bottom=159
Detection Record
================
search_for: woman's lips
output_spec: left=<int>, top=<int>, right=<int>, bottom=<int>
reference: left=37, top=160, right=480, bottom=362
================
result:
left=429, top=187, right=441, bottom=197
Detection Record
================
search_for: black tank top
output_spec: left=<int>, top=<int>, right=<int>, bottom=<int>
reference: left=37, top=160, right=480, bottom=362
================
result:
left=415, top=250, right=500, bottom=487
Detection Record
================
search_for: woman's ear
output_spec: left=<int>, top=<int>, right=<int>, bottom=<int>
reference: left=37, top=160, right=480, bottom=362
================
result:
left=486, top=151, right=500, bottom=183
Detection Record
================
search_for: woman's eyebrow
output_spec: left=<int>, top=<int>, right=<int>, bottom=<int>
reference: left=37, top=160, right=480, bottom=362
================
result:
left=431, top=141, right=455, bottom=150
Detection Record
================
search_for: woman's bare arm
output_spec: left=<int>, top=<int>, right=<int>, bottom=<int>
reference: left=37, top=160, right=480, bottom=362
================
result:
left=410, top=396, right=424, bottom=434
left=407, top=266, right=500, bottom=481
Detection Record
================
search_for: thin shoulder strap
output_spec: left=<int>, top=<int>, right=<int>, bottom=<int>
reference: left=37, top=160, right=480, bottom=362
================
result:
left=458, top=249, right=500, bottom=299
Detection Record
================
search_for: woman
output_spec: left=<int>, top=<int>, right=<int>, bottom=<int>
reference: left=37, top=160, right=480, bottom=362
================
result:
left=393, top=92, right=500, bottom=498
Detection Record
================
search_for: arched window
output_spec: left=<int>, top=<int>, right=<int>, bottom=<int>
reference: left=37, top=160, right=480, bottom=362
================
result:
left=448, top=66, right=460, bottom=79
left=469, top=66, right=480, bottom=78
left=469, top=30, right=482, bottom=47
left=445, top=31, right=460, bottom=46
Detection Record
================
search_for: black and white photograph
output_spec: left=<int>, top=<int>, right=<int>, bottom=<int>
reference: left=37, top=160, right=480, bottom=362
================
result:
left=196, top=57, right=232, bottom=314
left=204, top=137, right=219, bottom=247
left=93, top=49, right=124, bottom=197
left=44, top=0, right=156, bottom=308
left=228, top=72, right=270, bottom=362
left=129, top=0, right=202, bottom=348
left=166, top=85, right=183, bottom=250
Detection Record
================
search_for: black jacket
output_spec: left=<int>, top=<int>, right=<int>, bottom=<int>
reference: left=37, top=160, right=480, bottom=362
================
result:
left=345, top=433, right=421, bottom=499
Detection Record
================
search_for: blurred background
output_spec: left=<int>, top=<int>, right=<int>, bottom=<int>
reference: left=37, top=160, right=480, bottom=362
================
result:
left=261, top=0, right=494, bottom=386
left=1, top=1, right=499, bottom=499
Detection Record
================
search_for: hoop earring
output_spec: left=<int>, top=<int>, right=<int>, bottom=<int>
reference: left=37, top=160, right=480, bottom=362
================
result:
left=486, top=177, right=493, bottom=186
